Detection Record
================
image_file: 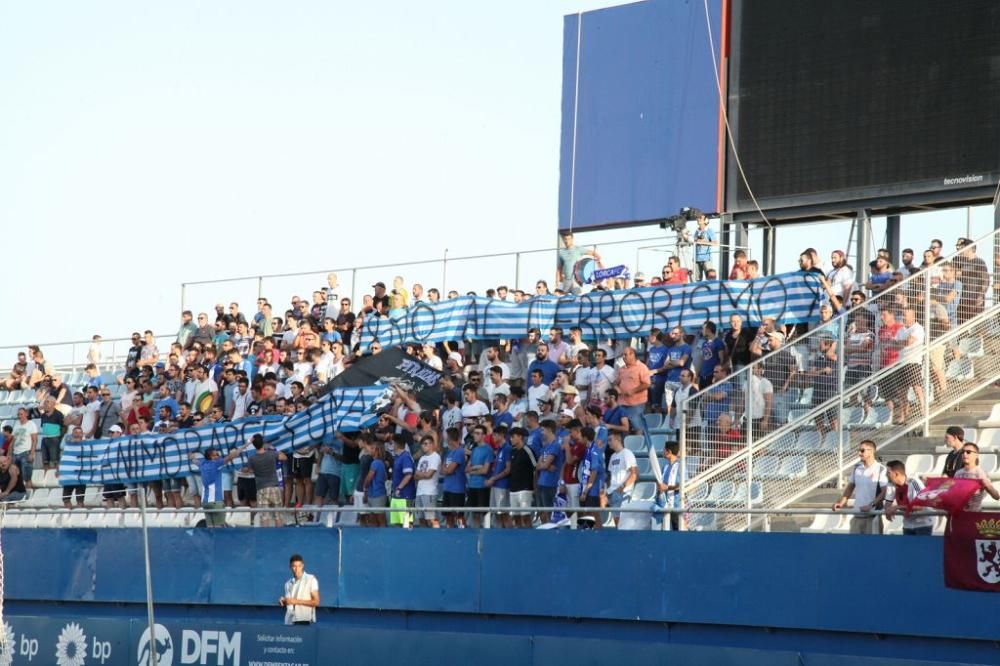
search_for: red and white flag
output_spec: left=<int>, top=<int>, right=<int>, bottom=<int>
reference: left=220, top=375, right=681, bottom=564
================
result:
left=944, top=512, right=1000, bottom=592
left=908, top=477, right=981, bottom=515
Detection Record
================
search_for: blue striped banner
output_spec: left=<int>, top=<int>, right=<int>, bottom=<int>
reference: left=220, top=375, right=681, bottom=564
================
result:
left=359, top=271, right=823, bottom=349
left=59, top=386, right=388, bottom=485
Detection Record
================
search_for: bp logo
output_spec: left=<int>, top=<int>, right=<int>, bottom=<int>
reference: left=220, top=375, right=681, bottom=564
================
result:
left=55, top=622, right=88, bottom=666
left=136, top=624, right=173, bottom=666
left=0, top=621, right=15, bottom=666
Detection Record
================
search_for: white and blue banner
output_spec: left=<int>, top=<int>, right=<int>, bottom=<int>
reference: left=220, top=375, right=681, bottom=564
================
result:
left=359, top=271, right=823, bottom=349
left=59, top=386, right=388, bottom=486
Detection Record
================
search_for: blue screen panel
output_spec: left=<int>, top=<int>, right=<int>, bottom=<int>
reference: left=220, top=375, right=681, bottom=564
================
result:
left=558, top=0, right=724, bottom=231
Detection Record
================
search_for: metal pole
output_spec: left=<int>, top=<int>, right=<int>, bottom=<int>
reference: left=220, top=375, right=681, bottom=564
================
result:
left=514, top=252, right=521, bottom=292
left=745, top=375, right=753, bottom=531
left=923, top=266, right=932, bottom=437
left=138, top=487, right=158, bottom=666
left=180, top=283, right=187, bottom=314
left=350, top=268, right=358, bottom=311
left=442, top=248, right=448, bottom=294
left=257, top=276, right=263, bottom=301
left=677, top=404, right=687, bottom=532
left=836, top=315, right=845, bottom=490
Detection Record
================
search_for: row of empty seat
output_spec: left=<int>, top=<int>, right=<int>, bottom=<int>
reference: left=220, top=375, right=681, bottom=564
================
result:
left=4, top=508, right=206, bottom=529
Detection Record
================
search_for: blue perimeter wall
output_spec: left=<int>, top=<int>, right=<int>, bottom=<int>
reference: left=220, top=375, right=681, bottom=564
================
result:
left=6, top=529, right=1000, bottom=665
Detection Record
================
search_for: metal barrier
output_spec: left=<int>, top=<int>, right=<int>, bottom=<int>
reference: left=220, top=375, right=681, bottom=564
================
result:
left=679, top=227, right=1000, bottom=530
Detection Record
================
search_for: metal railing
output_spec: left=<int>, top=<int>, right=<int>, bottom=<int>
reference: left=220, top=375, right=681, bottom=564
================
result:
left=0, top=503, right=963, bottom=532
left=178, top=234, right=750, bottom=314
left=679, top=227, right=1000, bottom=530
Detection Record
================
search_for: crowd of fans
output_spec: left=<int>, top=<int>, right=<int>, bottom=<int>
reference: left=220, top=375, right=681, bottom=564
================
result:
left=0, top=231, right=993, bottom=529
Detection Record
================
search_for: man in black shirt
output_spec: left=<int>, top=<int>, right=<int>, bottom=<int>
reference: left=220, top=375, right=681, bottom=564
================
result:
left=723, top=314, right=754, bottom=371
left=507, top=427, right=537, bottom=528
left=942, top=426, right=966, bottom=478
left=761, top=333, right=798, bottom=426
left=953, top=238, right=989, bottom=325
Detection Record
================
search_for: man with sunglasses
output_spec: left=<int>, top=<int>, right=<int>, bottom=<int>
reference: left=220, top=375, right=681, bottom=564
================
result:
left=833, top=440, right=887, bottom=534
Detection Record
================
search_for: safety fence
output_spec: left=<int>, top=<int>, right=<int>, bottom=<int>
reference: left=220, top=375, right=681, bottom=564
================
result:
left=680, top=227, right=1000, bottom=530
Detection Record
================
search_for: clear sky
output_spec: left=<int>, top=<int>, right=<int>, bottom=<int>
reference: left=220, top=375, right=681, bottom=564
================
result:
left=0, top=0, right=992, bottom=365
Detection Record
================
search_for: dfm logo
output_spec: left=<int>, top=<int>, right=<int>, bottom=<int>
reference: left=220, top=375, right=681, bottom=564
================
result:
left=137, top=624, right=241, bottom=666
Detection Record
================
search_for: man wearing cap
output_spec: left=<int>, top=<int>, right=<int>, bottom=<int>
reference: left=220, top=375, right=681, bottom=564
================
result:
left=371, top=282, right=390, bottom=316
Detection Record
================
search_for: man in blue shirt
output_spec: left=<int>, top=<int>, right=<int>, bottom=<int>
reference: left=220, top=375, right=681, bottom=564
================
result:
left=657, top=441, right=686, bottom=531
left=526, top=344, right=561, bottom=385
left=578, top=426, right=606, bottom=529
left=536, top=421, right=564, bottom=522
left=486, top=427, right=513, bottom=528
left=440, top=427, right=467, bottom=528
left=601, top=390, right=630, bottom=436
left=316, top=434, right=343, bottom=513
left=525, top=411, right=544, bottom=458
left=693, top=214, right=717, bottom=281
left=154, top=383, right=180, bottom=420
left=698, top=321, right=726, bottom=389
left=188, top=447, right=230, bottom=527
left=645, top=331, right=669, bottom=414
left=701, top=365, right=731, bottom=432
left=663, top=326, right=692, bottom=418
left=465, top=426, right=495, bottom=528
left=390, top=434, right=415, bottom=527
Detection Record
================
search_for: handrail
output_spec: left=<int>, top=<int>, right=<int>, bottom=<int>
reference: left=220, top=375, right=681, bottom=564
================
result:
left=681, top=224, right=997, bottom=407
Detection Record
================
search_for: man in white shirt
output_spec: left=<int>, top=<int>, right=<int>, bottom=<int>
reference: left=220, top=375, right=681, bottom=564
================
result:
left=185, top=365, right=219, bottom=411
left=833, top=440, right=887, bottom=534
left=478, top=346, right=510, bottom=379
left=743, top=364, right=773, bottom=433
left=414, top=436, right=441, bottom=527
left=526, top=370, right=552, bottom=412
left=826, top=250, right=855, bottom=303
left=280, top=554, right=319, bottom=625
left=892, top=307, right=926, bottom=424
left=606, top=432, right=638, bottom=526
left=230, top=378, right=252, bottom=420
left=460, top=385, right=489, bottom=441
left=589, top=349, right=617, bottom=403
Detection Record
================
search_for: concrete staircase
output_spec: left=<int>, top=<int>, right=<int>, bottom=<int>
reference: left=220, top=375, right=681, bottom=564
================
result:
left=770, top=385, right=1000, bottom=532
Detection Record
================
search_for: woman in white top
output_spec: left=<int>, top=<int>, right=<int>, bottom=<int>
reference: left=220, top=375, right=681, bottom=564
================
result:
left=954, top=443, right=1000, bottom=511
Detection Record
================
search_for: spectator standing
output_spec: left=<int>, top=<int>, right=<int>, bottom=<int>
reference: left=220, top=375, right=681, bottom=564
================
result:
left=657, top=441, right=685, bottom=531
left=578, top=426, right=606, bottom=528
left=414, top=436, right=441, bottom=528
left=954, top=443, right=1000, bottom=511
left=883, top=460, right=935, bottom=535
left=536, top=421, right=563, bottom=520
left=588, top=349, right=616, bottom=406
left=507, top=427, right=536, bottom=528
left=465, top=426, right=494, bottom=528
left=891, top=308, right=925, bottom=424
left=615, top=347, right=651, bottom=434
left=363, top=440, right=388, bottom=527
left=826, top=250, right=855, bottom=304
left=693, top=214, right=717, bottom=280
left=833, top=440, right=887, bottom=535
left=697, top=322, right=726, bottom=389
left=485, top=431, right=512, bottom=528
left=440, top=429, right=467, bottom=528
left=723, top=315, right=752, bottom=372
left=316, top=434, right=343, bottom=514
left=528, top=344, right=561, bottom=385
left=942, top=426, right=966, bottom=477
left=605, top=432, right=637, bottom=525
left=190, top=447, right=229, bottom=527
left=729, top=250, right=749, bottom=280
left=281, top=554, right=320, bottom=626
left=953, top=238, right=988, bottom=325
left=645, top=331, right=669, bottom=414
left=11, top=408, right=37, bottom=489
left=242, top=434, right=287, bottom=527
left=387, top=434, right=414, bottom=528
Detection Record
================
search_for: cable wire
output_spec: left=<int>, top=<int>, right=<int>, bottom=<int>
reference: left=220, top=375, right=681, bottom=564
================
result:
left=702, top=0, right=771, bottom=229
